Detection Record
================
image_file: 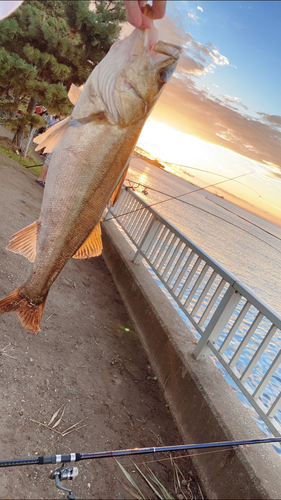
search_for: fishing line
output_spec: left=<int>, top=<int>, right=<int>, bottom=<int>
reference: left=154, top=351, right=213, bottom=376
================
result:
left=104, top=174, right=281, bottom=254
left=206, top=196, right=281, bottom=240
left=162, top=161, right=263, bottom=199
left=123, top=178, right=281, bottom=250
left=105, top=171, right=252, bottom=221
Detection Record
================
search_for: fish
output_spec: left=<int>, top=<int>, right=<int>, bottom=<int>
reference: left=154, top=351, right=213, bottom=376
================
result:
left=0, top=26, right=181, bottom=334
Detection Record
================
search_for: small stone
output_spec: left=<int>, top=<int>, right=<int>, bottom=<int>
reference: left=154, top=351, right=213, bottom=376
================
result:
left=177, top=494, right=184, bottom=500
left=153, top=376, right=158, bottom=381
left=181, top=479, right=187, bottom=486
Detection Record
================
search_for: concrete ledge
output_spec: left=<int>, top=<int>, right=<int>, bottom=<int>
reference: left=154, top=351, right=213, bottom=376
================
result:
left=102, top=220, right=281, bottom=499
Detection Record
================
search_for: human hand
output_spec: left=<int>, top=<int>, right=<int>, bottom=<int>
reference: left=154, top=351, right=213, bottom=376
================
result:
left=124, top=1, right=166, bottom=30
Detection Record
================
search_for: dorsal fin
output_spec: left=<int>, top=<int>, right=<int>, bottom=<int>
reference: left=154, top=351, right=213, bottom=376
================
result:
left=33, top=116, right=70, bottom=153
left=68, top=83, right=82, bottom=105
left=6, top=221, right=38, bottom=262
left=72, top=221, right=103, bottom=259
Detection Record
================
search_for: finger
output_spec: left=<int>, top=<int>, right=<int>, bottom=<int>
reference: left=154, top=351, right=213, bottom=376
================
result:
left=124, top=1, right=143, bottom=28
left=151, top=0, right=166, bottom=20
left=140, top=13, right=152, bottom=29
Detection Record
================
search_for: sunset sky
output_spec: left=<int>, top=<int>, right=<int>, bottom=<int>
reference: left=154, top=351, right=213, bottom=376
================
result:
left=122, top=1, right=281, bottom=224
left=1, top=1, right=280, bottom=223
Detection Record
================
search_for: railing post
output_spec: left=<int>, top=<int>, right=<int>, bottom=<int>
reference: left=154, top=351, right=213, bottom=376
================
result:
left=133, top=217, right=161, bottom=264
left=193, top=286, right=241, bottom=360
left=103, top=205, right=113, bottom=221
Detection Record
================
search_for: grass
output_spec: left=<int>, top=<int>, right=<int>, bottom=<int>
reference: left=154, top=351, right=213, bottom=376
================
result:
left=0, top=139, right=42, bottom=177
left=116, top=454, right=204, bottom=500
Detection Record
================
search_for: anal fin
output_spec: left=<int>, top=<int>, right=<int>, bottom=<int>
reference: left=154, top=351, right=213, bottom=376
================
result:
left=6, top=221, right=38, bottom=262
left=72, top=221, right=103, bottom=259
left=110, top=166, right=129, bottom=206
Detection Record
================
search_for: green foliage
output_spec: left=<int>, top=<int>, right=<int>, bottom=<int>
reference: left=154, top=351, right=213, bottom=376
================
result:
left=0, top=140, right=41, bottom=170
left=0, top=0, right=125, bottom=142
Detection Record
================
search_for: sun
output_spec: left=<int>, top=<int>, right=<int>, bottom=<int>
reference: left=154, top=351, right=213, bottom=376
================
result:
left=137, top=120, right=209, bottom=166
left=136, top=119, right=281, bottom=225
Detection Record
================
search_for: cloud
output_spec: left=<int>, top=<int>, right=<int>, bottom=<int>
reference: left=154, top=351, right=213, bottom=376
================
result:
left=257, top=113, right=281, bottom=129
left=119, top=10, right=281, bottom=176
left=150, top=76, right=281, bottom=175
left=155, top=10, right=230, bottom=75
left=210, top=49, right=229, bottom=66
left=188, top=13, right=198, bottom=21
left=220, top=94, right=248, bottom=111
left=197, top=6, right=203, bottom=13
left=177, top=53, right=205, bottom=75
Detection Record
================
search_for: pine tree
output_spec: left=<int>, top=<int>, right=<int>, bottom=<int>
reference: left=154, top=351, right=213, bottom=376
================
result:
left=0, top=0, right=126, bottom=146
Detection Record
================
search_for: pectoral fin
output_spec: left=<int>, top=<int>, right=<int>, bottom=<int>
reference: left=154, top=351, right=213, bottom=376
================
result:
left=68, top=112, right=105, bottom=127
left=34, top=117, right=70, bottom=153
left=72, top=222, right=103, bottom=259
left=6, top=221, right=38, bottom=262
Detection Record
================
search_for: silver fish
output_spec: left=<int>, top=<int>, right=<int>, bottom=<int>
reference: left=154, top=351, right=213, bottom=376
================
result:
left=0, top=27, right=181, bottom=333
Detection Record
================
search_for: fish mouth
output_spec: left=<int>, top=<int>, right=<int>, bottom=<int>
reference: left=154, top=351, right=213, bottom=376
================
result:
left=153, top=41, right=182, bottom=60
left=124, top=41, right=181, bottom=104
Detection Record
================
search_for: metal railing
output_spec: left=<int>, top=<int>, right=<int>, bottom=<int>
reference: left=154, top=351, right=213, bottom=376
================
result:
left=104, top=187, right=281, bottom=437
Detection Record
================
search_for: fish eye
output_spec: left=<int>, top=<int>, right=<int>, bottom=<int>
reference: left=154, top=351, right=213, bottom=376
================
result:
left=157, top=69, right=169, bottom=85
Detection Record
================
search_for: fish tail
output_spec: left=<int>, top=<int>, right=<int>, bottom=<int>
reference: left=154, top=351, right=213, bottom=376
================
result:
left=0, top=288, right=48, bottom=334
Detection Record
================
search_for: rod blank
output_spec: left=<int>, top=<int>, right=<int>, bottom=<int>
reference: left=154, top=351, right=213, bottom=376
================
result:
left=1, top=437, right=281, bottom=468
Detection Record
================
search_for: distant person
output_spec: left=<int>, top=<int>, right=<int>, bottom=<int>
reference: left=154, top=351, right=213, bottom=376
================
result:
left=48, top=115, right=58, bottom=127
left=35, top=152, right=53, bottom=188
left=35, top=115, right=61, bottom=187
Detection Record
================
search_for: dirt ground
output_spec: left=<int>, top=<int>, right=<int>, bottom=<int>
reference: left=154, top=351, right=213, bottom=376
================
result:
left=0, top=129, right=204, bottom=499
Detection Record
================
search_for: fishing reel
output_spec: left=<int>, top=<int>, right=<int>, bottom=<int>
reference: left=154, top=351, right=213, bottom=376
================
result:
left=50, top=464, right=79, bottom=500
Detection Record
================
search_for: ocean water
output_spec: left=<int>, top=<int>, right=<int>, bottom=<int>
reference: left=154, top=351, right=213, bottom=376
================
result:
left=125, top=158, right=281, bottom=449
left=127, top=158, right=281, bottom=314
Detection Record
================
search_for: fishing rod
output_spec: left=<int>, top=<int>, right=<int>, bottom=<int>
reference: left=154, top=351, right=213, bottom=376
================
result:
left=2, top=435, right=281, bottom=468
left=25, top=163, right=43, bottom=168
left=105, top=171, right=253, bottom=222
left=1, top=436, right=281, bottom=499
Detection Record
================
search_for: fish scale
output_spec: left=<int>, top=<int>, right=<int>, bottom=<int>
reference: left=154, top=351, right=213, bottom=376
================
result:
left=0, top=26, right=181, bottom=333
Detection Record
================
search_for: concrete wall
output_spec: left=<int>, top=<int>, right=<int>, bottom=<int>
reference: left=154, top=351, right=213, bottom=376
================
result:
left=102, top=220, right=281, bottom=500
